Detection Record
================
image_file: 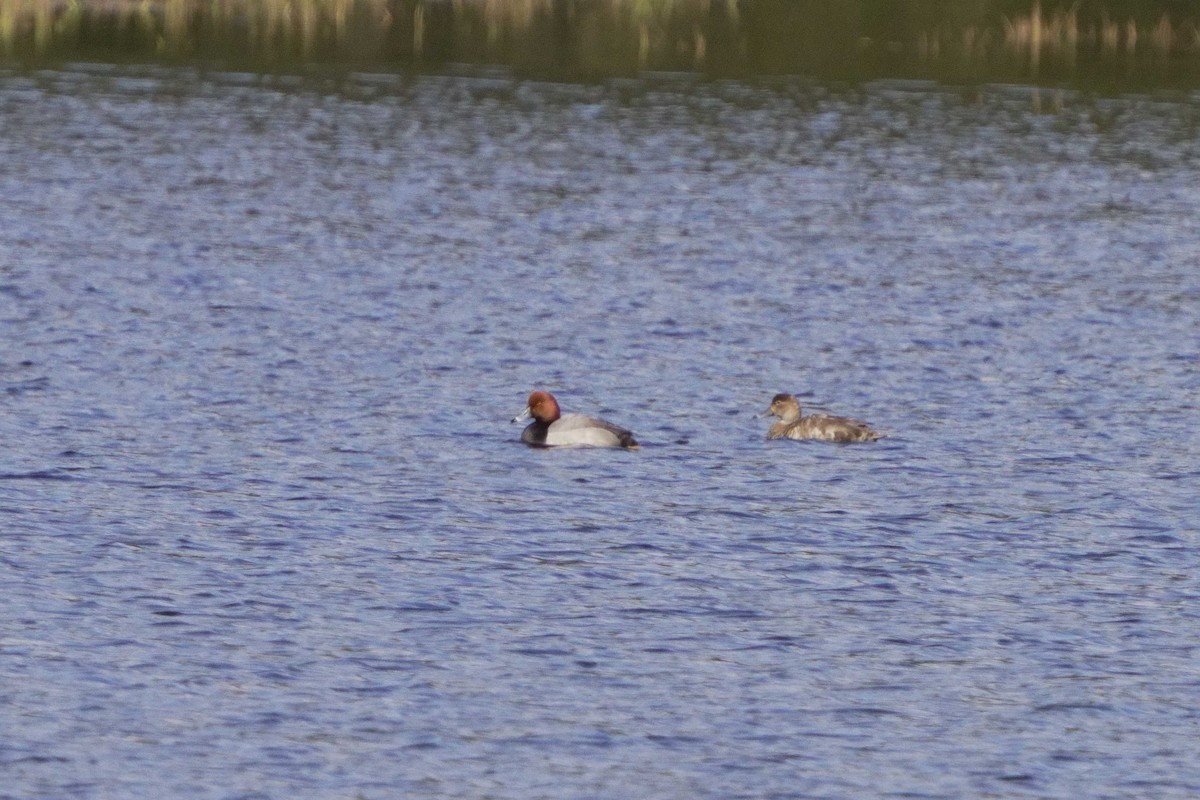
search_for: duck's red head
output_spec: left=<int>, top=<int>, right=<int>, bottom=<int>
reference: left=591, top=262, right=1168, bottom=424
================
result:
left=525, top=390, right=561, bottom=423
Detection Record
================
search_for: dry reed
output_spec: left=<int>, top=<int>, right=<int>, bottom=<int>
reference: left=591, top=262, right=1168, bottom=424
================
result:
left=1, top=0, right=1199, bottom=83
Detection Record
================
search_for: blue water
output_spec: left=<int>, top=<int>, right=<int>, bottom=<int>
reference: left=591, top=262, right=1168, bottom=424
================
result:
left=2, top=67, right=1199, bottom=799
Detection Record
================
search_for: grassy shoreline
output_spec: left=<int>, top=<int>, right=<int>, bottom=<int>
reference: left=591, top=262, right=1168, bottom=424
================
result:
left=3, top=0, right=1200, bottom=87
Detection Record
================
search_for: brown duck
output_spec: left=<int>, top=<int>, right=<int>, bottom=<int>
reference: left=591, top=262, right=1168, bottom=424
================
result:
left=758, top=393, right=882, bottom=443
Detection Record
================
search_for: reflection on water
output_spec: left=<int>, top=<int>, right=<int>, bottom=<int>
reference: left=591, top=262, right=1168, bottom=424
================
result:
left=3, top=0, right=1200, bottom=87
left=3, top=65, right=1199, bottom=799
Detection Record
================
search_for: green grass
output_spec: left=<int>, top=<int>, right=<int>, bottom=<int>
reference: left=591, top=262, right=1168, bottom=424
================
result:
left=2, top=0, right=1199, bottom=87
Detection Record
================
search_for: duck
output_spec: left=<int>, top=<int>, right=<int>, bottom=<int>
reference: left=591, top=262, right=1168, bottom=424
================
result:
left=512, top=390, right=639, bottom=448
left=758, top=393, right=882, bottom=442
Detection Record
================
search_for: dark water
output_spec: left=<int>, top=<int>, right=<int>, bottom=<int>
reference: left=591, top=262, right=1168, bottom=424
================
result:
left=2, top=66, right=1199, bottom=798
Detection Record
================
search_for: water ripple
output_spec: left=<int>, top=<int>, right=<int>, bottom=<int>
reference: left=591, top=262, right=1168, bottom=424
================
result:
left=1, top=68, right=1198, bottom=800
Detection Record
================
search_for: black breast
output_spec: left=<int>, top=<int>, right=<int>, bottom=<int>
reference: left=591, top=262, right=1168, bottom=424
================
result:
left=521, top=421, right=550, bottom=447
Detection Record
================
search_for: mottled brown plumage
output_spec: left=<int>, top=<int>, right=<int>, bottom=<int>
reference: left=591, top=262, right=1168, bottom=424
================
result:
left=759, top=393, right=881, bottom=443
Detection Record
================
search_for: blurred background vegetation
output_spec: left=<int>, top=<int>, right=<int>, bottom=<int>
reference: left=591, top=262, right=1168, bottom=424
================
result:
left=2, top=0, right=1200, bottom=87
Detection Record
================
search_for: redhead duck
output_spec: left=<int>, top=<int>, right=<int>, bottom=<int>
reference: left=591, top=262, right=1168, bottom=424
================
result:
left=512, top=390, right=639, bottom=448
left=758, top=393, right=882, bottom=442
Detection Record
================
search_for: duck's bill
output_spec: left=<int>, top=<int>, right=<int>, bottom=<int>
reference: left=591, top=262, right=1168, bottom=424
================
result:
left=511, top=406, right=532, bottom=424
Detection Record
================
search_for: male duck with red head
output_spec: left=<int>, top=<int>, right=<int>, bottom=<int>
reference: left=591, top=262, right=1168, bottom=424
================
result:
left=512, top=390, right=639, bottom=448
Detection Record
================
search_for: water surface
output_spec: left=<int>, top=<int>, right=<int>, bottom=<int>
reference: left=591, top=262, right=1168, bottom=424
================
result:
left=2, top=67, right=1199, bottom=798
